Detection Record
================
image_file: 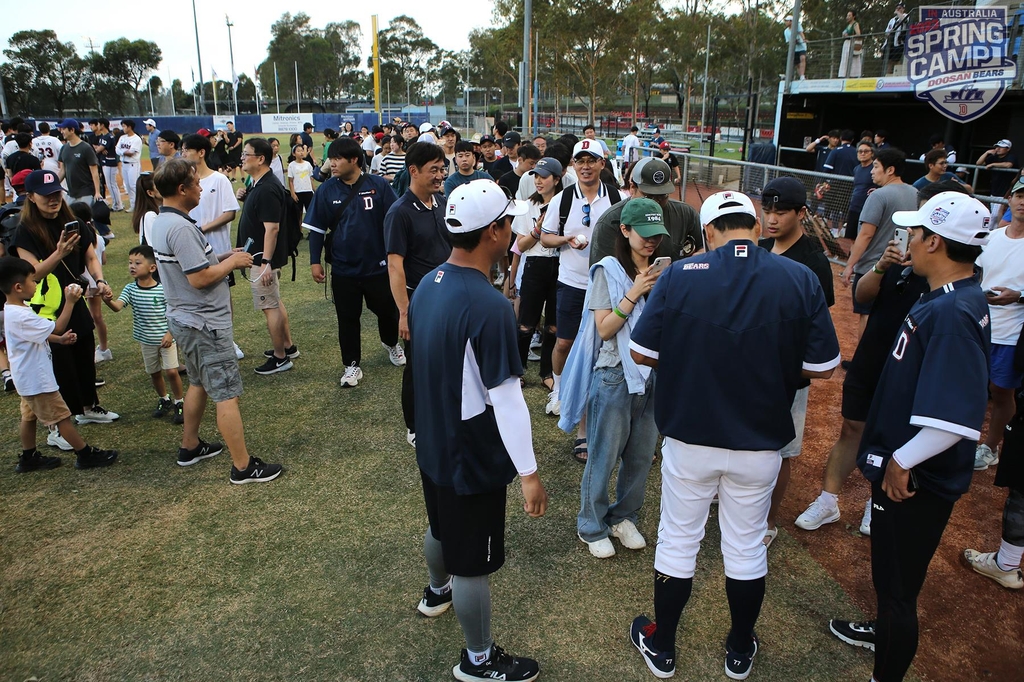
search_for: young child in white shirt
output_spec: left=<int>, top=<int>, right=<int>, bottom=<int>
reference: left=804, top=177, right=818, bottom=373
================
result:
left=287, top=144, right=315, bottom=220
left=0, top=256, right=118, bottom=472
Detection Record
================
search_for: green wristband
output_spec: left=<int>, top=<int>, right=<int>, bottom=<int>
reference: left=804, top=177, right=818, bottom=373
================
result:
left=613, top=306, right=628, bottom=320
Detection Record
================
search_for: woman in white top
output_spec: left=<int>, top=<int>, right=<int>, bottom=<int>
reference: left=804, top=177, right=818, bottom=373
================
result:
left=132, top=172, right=161, bottom=246
left=511, top=157, right=563, bottom=392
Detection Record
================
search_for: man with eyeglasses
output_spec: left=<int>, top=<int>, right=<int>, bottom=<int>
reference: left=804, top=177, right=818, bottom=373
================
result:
left=540, top=140, right=627, bottom=431
left=795, top=182, right=953, bottom=538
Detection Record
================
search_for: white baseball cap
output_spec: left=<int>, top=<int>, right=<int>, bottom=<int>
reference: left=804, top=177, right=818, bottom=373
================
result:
left=996, top=138, right=1012, bottom=149
left=892, top=191, right=991, bottom=246
left=419, top=122, right=434, bottom=133
left=143, top=118, right=157, bottom=127
left=699, top=190, right=757, bottom=226
left=572, top=139, right=604, bottom=159
left=444, top=180, right=529, bottom=234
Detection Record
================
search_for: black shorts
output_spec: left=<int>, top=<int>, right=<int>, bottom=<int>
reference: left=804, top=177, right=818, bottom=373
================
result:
left=996, top=412, right=1024, bottom=492
left=555, top=281, right=587, bottom=341
left=518, top=256, right=558, bottom=331
left=850, top=272, right=873, bottom=315
left=793, top=50, right=806, bottom=65
left=841, top=376, right=875, bottom=422
left=421, top=469, right=507, bottom=577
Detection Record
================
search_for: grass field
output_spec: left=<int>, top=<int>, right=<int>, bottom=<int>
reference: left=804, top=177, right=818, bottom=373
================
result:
left=0, top=191, right=903, bottom=681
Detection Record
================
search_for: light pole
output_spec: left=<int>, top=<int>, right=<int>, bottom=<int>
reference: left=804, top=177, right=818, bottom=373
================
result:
left=226, top=15, right=238, bottom=116
left=192, top=0, right=205, bottom=113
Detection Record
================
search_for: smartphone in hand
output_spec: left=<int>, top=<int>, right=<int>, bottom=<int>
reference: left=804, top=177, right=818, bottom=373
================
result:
left=648, top=256, right=671, bottom=276
left=64, top=220, right=80, bottom=236
left=893, top=227, right=909, bottom=254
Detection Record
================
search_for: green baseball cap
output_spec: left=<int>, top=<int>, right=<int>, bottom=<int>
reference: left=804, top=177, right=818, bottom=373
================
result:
left=621, top=198, right=669, bottom=238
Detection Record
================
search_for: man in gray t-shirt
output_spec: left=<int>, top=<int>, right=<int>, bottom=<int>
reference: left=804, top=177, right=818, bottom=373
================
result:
left=146, top=158, right=283, bottom=484
left=56, top=119, right=101, bottom=204
left=840, top=148, right=919, bottom=324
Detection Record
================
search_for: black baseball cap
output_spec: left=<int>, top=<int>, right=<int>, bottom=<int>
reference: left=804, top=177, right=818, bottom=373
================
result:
left=479, top=134, right=496, bottom=145
left=761, top=176, right=806, bottom=210
left=503, top=131, right=522, bottom=147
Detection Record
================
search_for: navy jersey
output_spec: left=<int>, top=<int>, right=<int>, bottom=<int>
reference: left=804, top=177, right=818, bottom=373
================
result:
left=303, top=174, right=397, bottom=278
left=630, top=240, right=841, bottom=451
left=858, top=278, right=991, bottom=501
left=823, top=143, right=857, bottom=176
left=410, top=263, right=522, bottom=495
left=97, top=133, right=118, bottom=167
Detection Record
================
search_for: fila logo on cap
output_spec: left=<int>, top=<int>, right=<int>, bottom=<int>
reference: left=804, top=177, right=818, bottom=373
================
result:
left=735, top=244, right=748, bottom=257
left=448, top=203, right=457, bottom=215
left=930, top=207, right=949, bottom=225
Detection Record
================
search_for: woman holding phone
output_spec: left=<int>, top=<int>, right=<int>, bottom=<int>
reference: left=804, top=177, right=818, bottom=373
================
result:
left=558, top=197, right=667, bottom=558
left=10, top=170, right=119, bottom=439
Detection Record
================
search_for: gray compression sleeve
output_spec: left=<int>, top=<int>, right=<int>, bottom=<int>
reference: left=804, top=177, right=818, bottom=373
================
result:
left=424, top=527, right=450, bottom=590
left=452, top=574, right=493, bottom=653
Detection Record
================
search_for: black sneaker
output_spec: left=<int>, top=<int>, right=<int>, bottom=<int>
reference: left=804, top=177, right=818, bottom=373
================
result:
left=177, top=439, right=224, bottom=467
left=4, top=374, right=14, bottom=392
left=15, top=450, right=62, bottom=473
left=254, top=356, right=293, bottom=375
left=828, top=619, right=875, bottom=652
left=153, top=397, right=174, bottom=418
left=173, top=402, right=184, bottom=425
left=95, top=377, right=106, bottom=387
left=452, top=644, right=539, bottom=682
left=630, top=615, right=676, bottom=679
left=230, top=456, right=282, bottom=484
left=263, top=345, right=300, bottom=359
left=417, top=584, right=453, bottom=617
left=75, top=447, right=118, bottom=469
left=725, top=632, right=759, bottom=680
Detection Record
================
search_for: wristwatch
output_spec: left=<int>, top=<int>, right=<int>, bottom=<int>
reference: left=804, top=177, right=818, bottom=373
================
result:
left=1018, top=292, right=1024, bottom=304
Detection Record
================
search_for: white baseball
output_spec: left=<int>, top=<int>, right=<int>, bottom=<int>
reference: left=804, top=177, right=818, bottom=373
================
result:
left=576, top=233, right=588, bottom=246
left=67, top=284, right=83, bottom=297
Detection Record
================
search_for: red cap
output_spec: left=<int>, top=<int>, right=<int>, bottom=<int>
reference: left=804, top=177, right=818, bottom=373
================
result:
left=10, top=168, right=32, bottom=189
left=659, top=141, right=671, bottom=150
left=196, top=128, right=212, bottom=137
left=374, top=132, right=385, bottom=141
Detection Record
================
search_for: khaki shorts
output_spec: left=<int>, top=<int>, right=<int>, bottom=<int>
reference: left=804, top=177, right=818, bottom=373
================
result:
left=167, top=319, right=243, bottom=403
left=21, top=392, right=73, bottom=427
left=250, top=268, right=282, bottom=310
left=141, top=341, right=180, bottom=375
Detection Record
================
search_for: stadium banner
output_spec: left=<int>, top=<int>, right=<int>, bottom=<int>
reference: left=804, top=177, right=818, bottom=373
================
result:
left=261, top=114, right=306, bottom=133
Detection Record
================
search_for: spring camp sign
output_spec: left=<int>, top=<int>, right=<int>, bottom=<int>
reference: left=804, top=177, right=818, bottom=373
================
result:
left=906, top=6, right=1016, bottom=122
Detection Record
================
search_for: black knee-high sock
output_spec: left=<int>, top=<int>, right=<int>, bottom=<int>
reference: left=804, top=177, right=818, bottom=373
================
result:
left=652, top=571, right=692, bottom=652
left=517, top=328, right=533, bottom=371
left=725, top=576, right=765, bottom=653
left=540, top=328, right=556, bottom=378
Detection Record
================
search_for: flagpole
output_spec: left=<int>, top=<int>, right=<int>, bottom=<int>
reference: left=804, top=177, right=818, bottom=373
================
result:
left=191, top=0, right=205, bottom=112
left=294, top=61, right=300, bottom=114
left=274, top=62, right=280, bottom=114
left=212, top=69, right=219, bottom=116
left=226, top=15, right=238, bottom=116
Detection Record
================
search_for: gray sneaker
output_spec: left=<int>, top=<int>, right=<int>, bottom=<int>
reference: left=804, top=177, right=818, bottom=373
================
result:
left=974, top=444, right=999, bottom=471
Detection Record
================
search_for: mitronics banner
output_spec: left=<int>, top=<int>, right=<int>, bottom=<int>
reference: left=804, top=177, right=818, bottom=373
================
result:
left=906, top=6, right=1017, bottom=123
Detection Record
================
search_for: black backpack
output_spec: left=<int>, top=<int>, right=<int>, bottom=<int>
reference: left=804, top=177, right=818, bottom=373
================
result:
left=557, top=182, right=623, bottom=235
left=0, top=201, right=23, bottom=253
left=284, top=196, right=303, bottom=281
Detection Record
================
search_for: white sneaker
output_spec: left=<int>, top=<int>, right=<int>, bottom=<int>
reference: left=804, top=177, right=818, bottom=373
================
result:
left=528, top=349, right=541, bottom=362
left=47, top=425, right=73, bottom=451
left=544, top=391, right=560, bottom=416
left=795, top=497, right=840, bottom=530
left=339, top=363, right=363, bottom=388
left=962, top=549, right=1024, bottom=589
left=493, top=272, right=505, bottom=287
left=75, top=405, right=120, bottom=424
left=611, top=519, right=646, bottom=550
left=530, top=332, right=542, bottom=350
left=383, top=342, right=407, bottom=366
left=579, top=532, right=616, bottom=559
left=234, top=343, right=245, bottom=360
left=407, top=430, right=416, bottom=448
left=859, top=498, right=872, bottom=536
left=974, top=444, right=999, bottom=471
left=94, top=346, right=113, bottom=363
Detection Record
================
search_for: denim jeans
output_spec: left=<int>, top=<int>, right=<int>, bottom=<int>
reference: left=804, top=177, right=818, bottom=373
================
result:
left=578, top=366, right=657, bottom=541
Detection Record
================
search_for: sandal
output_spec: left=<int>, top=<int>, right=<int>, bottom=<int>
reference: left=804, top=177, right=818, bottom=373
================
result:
left=763, top=526, right=778, bottom=548
left=542, top=376, right=554, bottom=391
left=573, top=438, right=588, bottom=464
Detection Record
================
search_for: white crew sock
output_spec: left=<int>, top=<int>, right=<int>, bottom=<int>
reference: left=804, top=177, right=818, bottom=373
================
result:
left=996, top=539, right=1024, bottom=571
left=820, top=491, right=839, bottom=508
left=430, top=577, right=452, bottom=596
left=552, top=373, right=561, bottom=399
left=467, top=644, right=492, bottom=665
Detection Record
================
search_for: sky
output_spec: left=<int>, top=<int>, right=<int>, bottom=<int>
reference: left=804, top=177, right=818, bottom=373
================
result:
left=0, top=0, right=497, bottom=89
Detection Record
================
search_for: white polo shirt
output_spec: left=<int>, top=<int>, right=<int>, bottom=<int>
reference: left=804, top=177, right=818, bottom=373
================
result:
left=540, top=181, right=627, bottom=290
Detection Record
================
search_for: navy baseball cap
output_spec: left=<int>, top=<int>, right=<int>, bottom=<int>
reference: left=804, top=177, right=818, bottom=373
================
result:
left=479, top=134, right=496, bottom=145
left=56, top=118, right=79, bottom=130
left=529, top=157, right=563, bottom=179
left=761, top=177, right=807, bottom=210
left=503, top=131, right=522, bottom=148
left=24, top=169, right=64, bottom=195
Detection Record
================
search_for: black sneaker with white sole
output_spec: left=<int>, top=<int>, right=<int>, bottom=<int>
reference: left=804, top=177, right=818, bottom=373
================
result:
left=263, top=345, right=300, bottom=359
left=177, top=439, right=224, bottom=466
left=452, top=644, right=539, bottom=682
left=74, top=447, right=118, bottom=469
left=230, top=456, right=282, bottom=484
left=630, top=614, right=676, bottom=678
left=254, top=356, right=293, bottom=375
left=417, top=584, right=453, bottom=617
left=725, top=632, right=758, bottom=680
left=829, top=619, right=875, bottom=651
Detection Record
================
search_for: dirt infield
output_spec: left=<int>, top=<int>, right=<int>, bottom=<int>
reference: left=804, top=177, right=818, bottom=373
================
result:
left=680, top=181, right=1022, bottom=681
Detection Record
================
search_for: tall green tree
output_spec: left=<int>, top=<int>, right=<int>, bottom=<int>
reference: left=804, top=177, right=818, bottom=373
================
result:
left=96, top=38, right=162, bottom=114
left=2, top=29, right=90, bottom=116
